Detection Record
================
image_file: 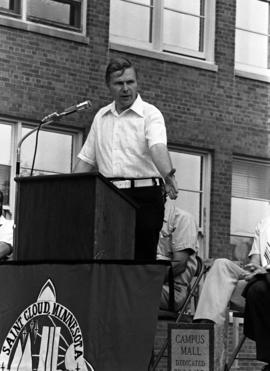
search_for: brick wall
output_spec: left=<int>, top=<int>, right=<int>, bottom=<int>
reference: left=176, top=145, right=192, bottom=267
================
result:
left=1, top=0, right=270, bottom=258
left=226, top=323, right=265, bottom=371
left=0, top=0, right=111, bottom=129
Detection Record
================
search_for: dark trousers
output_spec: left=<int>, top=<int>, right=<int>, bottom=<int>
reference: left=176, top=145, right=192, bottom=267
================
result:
left=121, top=185, right=165, bottom=261
left=244, top=275, right=270, bottom=363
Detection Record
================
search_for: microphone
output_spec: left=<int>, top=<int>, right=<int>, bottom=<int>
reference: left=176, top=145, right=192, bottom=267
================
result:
left=16, top=100, right=92, bottom=175
left=41, top=111, right=60, bottom=123
left=62, top=100, right=92, bottom=116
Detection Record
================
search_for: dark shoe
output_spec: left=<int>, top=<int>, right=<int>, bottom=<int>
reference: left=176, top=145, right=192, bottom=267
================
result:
left=262, top=365, right=270, bottom=371
left=193, top=318, right=215, bottom=324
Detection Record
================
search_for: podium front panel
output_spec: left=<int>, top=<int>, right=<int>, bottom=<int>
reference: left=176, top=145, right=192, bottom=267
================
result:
left=14, top=173, right=135, bottom=260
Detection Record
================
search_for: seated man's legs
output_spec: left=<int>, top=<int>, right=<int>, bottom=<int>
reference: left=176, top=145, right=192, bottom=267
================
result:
left=244, top=278, right=270, bottom=366
left=193, top=258, right=246, bottom=324
left=160, top=284, right=188, bottom=312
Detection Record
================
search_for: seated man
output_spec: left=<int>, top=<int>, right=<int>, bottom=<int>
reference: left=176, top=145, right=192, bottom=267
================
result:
left=193, top=216, right=270, bottom=325
left=0, top=191, right=14, bottom=260
left=157, top=200, right=198, bottom=311
left=243, top=273, right=270, bottom=371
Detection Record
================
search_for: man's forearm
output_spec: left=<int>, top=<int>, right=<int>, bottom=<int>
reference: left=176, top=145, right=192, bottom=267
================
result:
left=150, top=143, right=178, bottom=199
left=73, top=158, right=95, bottom=173
left=149, top=143, right=173, bottom=178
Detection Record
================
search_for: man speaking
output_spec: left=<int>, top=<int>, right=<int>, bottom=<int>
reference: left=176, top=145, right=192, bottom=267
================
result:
left=73, top=57, right=178, bottom=260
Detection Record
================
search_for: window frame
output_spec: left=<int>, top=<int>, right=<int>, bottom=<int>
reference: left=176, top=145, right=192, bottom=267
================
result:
left=235, top=0, right=270, bottom=83
left=0, top=0, right=21, bottom=18
left=109, top=0, right=217, bottom=72
left=0, top=0, right=88, bottom=43
left=168, top=146, right=212, bottom=259
left=231, top=156, right=270, bottom=238
left=0, top=118, right=83, bottom=216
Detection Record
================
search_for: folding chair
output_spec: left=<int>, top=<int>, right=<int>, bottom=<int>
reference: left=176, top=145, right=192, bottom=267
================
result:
left=149, top=255, right=206, bottom=370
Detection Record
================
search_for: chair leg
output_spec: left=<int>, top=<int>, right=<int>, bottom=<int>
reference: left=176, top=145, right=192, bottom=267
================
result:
left=148, top=349, right=155, bottom=371
left=150, top=256, right=205, bottom=370
left=224, top=334, right=246, bottom=371
left=149, top=337, right=169, bottom=370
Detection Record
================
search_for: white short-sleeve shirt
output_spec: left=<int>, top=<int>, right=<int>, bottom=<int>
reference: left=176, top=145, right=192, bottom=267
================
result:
left=248, top=216, right=270, bottom=267
left=0, top=215, right=14, bottom=246
left=157, top=202, right=198, bottom=290
left=78, top=94, right=167, bottom=178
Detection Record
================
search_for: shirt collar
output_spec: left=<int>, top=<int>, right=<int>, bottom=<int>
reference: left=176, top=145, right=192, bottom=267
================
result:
left=103, top=94, right=144, bottom=117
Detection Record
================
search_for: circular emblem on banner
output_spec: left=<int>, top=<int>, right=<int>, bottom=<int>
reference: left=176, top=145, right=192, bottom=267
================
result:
left=0, top=279, right=94, bottom=371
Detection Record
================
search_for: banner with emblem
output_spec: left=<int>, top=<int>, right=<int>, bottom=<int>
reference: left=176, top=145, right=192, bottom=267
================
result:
left=0, top=261, right=167, bottom=371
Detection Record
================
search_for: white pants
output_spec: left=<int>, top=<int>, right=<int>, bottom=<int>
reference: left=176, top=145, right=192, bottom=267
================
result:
left=193, top=258, right=247, bottom=324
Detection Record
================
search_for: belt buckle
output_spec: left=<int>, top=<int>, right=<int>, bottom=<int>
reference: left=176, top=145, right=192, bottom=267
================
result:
left=113, top=180, right=131, bottom=189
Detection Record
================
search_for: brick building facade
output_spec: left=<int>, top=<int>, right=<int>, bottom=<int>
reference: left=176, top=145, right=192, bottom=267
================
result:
left=0, top=0, right=270, bottom=259
left=0, top=1, right=269, bottom=369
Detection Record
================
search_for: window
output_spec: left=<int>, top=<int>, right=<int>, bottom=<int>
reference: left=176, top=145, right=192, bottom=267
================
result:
left=110, top=0, right=216, bottom=65
left=0, top=0, right=87, bottom=41
left=20, top=127, right=73, bottom=176
left=230, top=157, right=270, bottom=262
left=235, top=0, right=270, bottom=81
left=0, top=0, right=20, bottom=17
left=0, top=123, right=12, bottom=205
left=169, top=149, right=211, bottom=258
left=27, top=0, right=82, bottom=31
left=0, top=120, right=82, bottom=215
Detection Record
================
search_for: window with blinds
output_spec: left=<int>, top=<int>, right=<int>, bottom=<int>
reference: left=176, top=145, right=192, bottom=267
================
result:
left=230, top=157, right=270, bottom=262
left=232, top=158, right=270, bottom=200
left=231, top=157, right=270, bottom=237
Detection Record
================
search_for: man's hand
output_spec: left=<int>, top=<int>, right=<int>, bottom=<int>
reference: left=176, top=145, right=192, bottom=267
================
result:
left=244, top=262, right=267, bottom=281
left=164, top=169, right=178, bottom=200
left=0, top=242, right=12, bottom=260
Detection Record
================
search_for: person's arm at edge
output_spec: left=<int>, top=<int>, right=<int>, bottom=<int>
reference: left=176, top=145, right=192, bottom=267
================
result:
left=248, top=254, right=261, bottom=266
left=149, top=143, right=178, bottom=199
left=0, top=241, right=12, bottom=259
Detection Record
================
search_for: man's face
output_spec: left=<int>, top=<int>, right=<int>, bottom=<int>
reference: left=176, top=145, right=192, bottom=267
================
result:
left=108, top=67, right=138, bottom=113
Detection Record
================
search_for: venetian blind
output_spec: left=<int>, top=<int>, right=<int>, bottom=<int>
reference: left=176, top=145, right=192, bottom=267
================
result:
left=232, top=159, right=270, bottom=200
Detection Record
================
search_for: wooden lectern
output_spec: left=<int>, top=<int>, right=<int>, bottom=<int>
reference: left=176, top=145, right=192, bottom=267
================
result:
left=14, top=172, right=136, bottom=260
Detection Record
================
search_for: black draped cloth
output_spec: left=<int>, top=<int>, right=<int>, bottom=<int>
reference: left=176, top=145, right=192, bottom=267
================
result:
left=0, top=261, right=168, bottom=371
left=243, top=272, right=270, bottom=363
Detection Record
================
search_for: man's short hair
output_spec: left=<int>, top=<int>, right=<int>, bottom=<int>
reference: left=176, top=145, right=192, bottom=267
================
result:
left=105, top=57, right=137, bottom=86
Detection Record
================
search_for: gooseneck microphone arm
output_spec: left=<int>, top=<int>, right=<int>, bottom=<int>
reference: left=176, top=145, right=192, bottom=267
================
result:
left=16, top=100, right=92, bottom=176
left=16, top=116, right=56, bottom=176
